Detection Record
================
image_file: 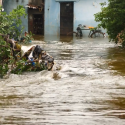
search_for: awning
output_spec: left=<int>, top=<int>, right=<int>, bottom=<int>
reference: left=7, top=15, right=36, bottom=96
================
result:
left=55, top=0, right=79, bottom=2
left=25, top=3, right=44, bottom=10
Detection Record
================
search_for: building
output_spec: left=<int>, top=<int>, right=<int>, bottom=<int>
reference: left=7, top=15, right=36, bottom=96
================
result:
left=3, top=0, right=107, bottom=38
left=0, top=0, right=2, bottom=5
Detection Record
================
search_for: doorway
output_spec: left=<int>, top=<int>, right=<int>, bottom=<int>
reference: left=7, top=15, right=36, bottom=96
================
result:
left=28, top=0, right=44, bottom=35
left=60, top=2, right=73, bottom=36
left=33, top=14, right=44, bottom=35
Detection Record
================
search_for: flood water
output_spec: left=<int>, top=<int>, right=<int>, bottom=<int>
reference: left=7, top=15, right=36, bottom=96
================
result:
left=0, top=36, right=125, bottom=125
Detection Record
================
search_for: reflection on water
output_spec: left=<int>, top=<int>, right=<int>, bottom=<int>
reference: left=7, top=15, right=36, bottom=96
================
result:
left=60, top=36, right=74, bottom=42
left=33, top=35, right=74, bottom=43
left=1, top=36, right=125, bottom=125
left=105, top=47, right=125, bottom=75
left=33, top=35, right=44, bottom=41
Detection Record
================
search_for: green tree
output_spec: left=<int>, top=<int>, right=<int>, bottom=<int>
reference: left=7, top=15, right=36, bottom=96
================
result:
left=0, top=6, right=49, bottom=78
left=0, top=5, right=26, bottom=78
left=94, top=0, right=125, bottom=46
left=0, top=5, right=26, bottom=39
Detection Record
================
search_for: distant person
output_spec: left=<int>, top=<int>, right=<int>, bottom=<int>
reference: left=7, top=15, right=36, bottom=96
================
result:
left=20, top=31, right=29, bottom=42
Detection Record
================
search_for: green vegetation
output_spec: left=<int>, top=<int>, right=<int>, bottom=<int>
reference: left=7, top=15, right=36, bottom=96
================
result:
left=94, top=0, right=125, bottom=46
left=0, top=5, right=26, bottom=78
left=0, top=5, right=26, bottom=39
left=0, top=37, right=11, bottom=77
left=0, top=6, right=44, bottom=78
left=22, top=31, right=34, bottom=44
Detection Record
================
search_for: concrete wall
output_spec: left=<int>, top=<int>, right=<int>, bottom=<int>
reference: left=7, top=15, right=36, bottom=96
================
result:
left=45, top=0, right=108, bottom=36
left=3, top=0, right=29, bottom=33
left=44, top=0, right=60, bottom=36
left=74, top=0, right=108, bottom=36
left=3, top=0, right=108, bottom=37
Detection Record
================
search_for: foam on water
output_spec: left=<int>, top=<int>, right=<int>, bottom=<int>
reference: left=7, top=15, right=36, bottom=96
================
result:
left=1, top=37, right=125, bottom=125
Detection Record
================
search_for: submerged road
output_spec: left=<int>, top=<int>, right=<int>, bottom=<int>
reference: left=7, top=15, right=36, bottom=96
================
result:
left=0, top=36, right=125, bottom=125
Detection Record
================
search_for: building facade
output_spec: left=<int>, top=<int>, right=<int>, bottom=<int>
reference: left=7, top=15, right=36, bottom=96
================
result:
left=0, top=0, right=2, bottom=5
left=3, top=0, right=107, bottom=37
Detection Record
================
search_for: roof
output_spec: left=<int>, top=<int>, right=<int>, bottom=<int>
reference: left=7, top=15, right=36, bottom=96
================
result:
left=55, top=0, right=79, bottom=1
left=26, top=3, right=44, bottom=10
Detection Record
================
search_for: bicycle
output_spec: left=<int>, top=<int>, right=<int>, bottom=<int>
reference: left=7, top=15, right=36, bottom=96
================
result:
left=88, top=27, right=105, bottom=38
left=76, top=24, right=105, bottom=38
left=67, top=24, right=83, bottom=37
left=67, top=24, right=105, bottom=38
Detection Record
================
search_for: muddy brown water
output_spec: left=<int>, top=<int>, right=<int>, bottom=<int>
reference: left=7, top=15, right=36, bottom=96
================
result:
left=0, top=36, right=125, bottom=125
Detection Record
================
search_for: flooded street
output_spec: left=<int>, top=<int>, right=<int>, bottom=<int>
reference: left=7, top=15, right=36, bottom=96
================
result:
left=1, top=36, right=125, bottom=125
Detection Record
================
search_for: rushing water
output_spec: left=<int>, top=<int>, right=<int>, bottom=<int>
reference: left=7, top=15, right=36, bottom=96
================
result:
left=0, top=36, right=125, bottom=125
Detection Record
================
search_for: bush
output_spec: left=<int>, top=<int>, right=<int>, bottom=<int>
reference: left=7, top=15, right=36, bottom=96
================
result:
left=0, top=36, right=13, bottom=77
left=94, top=0, right=125, bottom=46
left=0, top=5, right=26, bottom=77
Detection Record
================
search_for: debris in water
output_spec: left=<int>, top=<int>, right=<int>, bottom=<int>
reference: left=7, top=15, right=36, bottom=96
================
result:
left=53, top=72, right=61, bottom=80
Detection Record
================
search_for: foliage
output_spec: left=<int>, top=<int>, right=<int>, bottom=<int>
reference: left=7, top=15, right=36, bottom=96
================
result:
left=0, top=36, right=13, bottom=78
left=94, top=0, right=125, bottom=46
left=0, top=5, right=46, bottom=78
left=0, top=5, right=26, bottom=78
left=22, top=31, right=34, bottom=44
left=0, top=5, right=27, bottom=40
left=11, top=60, right=47, bottom=74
